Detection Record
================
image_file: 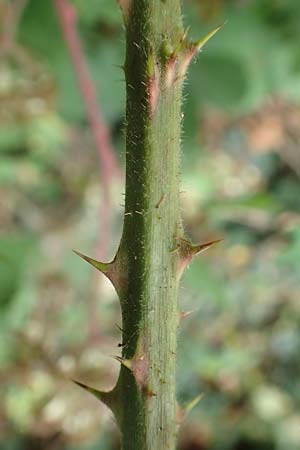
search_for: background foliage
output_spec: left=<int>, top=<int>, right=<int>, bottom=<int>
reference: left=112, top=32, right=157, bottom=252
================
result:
left=1, top=0, right=300, bottom=449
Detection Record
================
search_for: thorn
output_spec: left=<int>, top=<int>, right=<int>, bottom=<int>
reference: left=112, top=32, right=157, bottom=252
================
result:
left=179, top=308, right=198, bottom=321
left=194, top=22, right=226, bottom=53
left=72, top=379, right=112, bottom=405
left=185, top=393, right=204, bottom=416
left=187, top=238, right=224, bottom=257
left=178, top=22, right=226, bottom=80
left=73, top=248, right=125, bottom=296
left=176, top=237, right=223, bottom=279
left=113, top=356, right=132, bottom=371
left=115, top=323, right=124, bottom=332
left=177, top=394, right=204, bottom=428
left=73, top=250, right=110, bottom=273
left=73, top=380, right=122, bottom=427
left=73, top=379, right=102, bottom=398
left=178, top=237, right=223, bottom=258
left=114, top=339, right=150, bottom=388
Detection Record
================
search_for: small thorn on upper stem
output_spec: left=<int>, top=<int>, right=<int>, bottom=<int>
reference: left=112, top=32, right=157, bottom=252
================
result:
left=178, top=22, right=226, bottom=80
left=194, top=22, right=226, bottom=53
left=178, top=237, right=223, bottom=257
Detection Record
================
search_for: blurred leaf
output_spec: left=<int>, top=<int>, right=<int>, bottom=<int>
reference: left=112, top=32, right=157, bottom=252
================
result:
left=0, top=125, right=27, bottom=153
left=189, top=53, right=249, bottom=109
left=0, top=234, right=35, bottom=308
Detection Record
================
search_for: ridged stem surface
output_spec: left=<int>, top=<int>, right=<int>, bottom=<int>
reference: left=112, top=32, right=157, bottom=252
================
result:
left=119, top=1, right=184, bottom=449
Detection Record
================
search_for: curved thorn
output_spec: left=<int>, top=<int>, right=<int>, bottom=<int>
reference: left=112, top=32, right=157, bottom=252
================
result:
left=113, top=356, right=132, bottom=371
left=73, top=379, right=122, bottom=427
left=72, top=379, right=112, bottom=406
left=73, top=250, right=110, bottom=273
left=74, top=243, right=127, bottom=298
left=179, top=22, right=226, bottom=80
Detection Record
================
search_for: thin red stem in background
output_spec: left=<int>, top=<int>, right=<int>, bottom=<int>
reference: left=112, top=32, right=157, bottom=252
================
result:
left=0, top=0, right=27, bottom=51
left=55, top=0, right=121, bottom=339
left=54, top=0, right=121, bottom=262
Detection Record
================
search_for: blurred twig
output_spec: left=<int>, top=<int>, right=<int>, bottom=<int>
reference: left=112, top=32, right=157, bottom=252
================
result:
left=54, top=0, right=120, bottom=187
left=54, top=0, right=121, bottom=258
left=54, top=0, right=121, bottom=339
left=0, top=0, right=27, bottom=51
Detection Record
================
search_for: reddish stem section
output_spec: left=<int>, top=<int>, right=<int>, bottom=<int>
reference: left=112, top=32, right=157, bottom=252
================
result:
left=0, top=0, right=27, bottom=50
left=55, top=0, right=122, bottom=339
left=54, top=0, right=120, bottom=191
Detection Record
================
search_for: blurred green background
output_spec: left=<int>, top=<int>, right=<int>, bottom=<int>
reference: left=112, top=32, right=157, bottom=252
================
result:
left=1, top=0, right=300, bottom=449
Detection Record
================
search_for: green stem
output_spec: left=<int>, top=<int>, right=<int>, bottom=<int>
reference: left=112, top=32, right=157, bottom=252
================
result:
left=117, top=1, right=184, bottom=449
left=74, top=3, right=223, bottom=448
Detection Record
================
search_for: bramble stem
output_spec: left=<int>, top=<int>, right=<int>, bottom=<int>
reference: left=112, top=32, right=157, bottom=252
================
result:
left=117, top=2, right=184, bottom=449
